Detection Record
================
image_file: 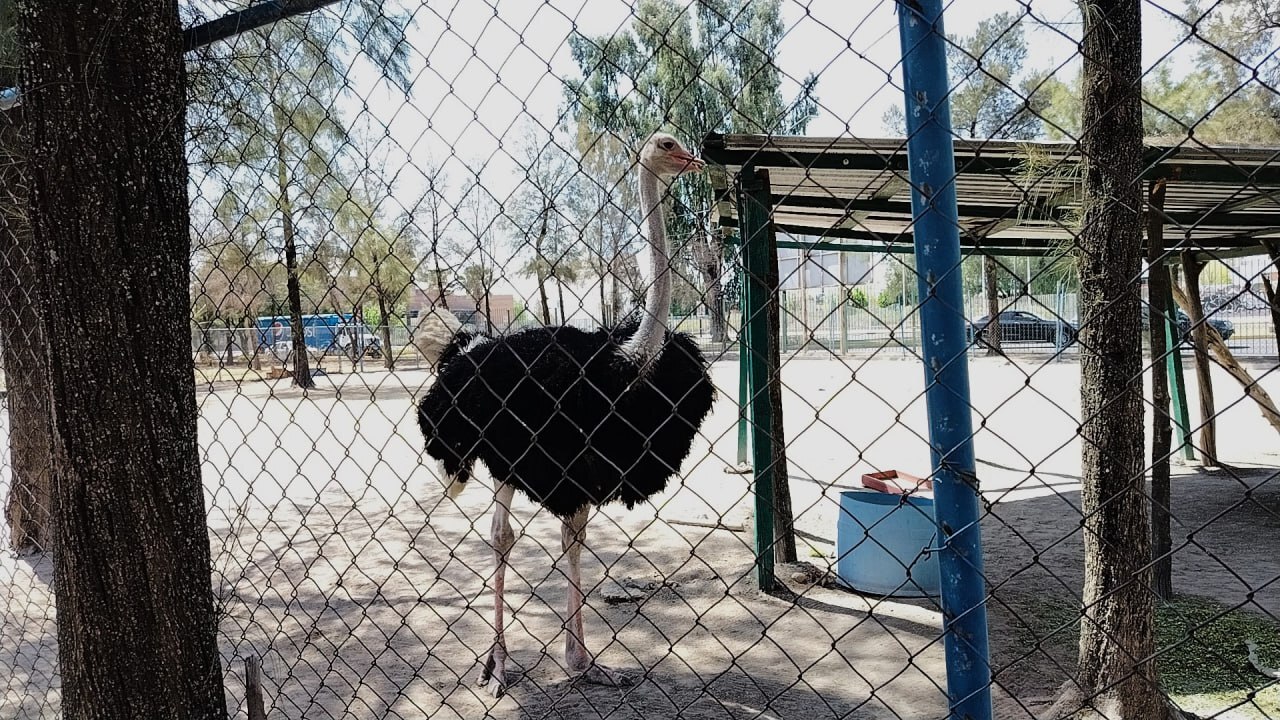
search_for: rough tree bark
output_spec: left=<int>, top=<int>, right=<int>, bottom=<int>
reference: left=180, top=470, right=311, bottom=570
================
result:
left=0, top=107, right=56, bottom=555
left=1146, top=180, right=1173, bottom=601
left=983, top=254, right=1002, bottom=354
left=1051, top=1, right=1169, bottom=717
left=695, top=230, right=727, bottom=343
left=19, top=0, right=227, bottom=716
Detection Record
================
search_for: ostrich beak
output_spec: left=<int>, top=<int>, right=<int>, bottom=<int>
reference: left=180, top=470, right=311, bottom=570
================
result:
left=673, top=151, right=705, bottom=175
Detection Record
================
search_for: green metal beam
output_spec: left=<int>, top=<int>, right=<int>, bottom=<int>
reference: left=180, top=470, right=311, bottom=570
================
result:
left=706, top=139, right=1280, bottom=186
left=1164, top=288, right=1196, bottom=462
left=768, top=192, right=1280, bottom=229
left=723, top=236, right=1055, bottom=256
left=738, top=166, right=778, bottom=592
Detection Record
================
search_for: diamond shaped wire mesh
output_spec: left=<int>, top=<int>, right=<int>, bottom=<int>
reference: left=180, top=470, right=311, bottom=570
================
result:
left=2, top=1, right=1279, bottom=719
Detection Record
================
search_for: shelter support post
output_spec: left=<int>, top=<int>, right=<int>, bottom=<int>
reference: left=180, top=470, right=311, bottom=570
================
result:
left=896, top=3, right=993, bottom=719
left=731, top=269, right=751, bottom=472
left=735, top=334, right=750, bottom=468
left=738, top=165, right=781, bottom=590
left=1181, top=251, right=1218, bottom=465
left=1164, top=285, right=1196, bottom=461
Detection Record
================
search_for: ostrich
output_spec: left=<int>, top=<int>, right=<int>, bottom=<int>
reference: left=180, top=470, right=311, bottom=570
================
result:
left=417, top=133, right=715, bottom=696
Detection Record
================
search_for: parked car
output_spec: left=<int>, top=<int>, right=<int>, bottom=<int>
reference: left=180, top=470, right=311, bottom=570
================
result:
left=333, top=328, right=383, bottom=359
left=1148, top=308, right=1234, bottom=343
left=967, top=310, right=1077, bottom=346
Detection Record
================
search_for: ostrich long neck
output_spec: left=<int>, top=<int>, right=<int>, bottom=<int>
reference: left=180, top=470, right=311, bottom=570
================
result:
left=620, top=165, right=669, bottom=368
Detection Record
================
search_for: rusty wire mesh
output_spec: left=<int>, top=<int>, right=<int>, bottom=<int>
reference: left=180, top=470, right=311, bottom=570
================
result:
left=2, top=1, right=1279, bottom=719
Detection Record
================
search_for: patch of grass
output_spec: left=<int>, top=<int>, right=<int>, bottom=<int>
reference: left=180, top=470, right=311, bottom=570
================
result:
left=1007, top=595, right=1279, bottom=717
left=1156, top=596, right=1280, bottom=718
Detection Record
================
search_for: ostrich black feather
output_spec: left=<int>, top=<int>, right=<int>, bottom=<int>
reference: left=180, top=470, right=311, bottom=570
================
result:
left=417, top=322, right=714, bottom=518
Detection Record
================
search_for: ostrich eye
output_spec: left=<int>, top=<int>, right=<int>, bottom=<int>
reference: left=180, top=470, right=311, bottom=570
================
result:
left=660, top=140, right=674, bottom=150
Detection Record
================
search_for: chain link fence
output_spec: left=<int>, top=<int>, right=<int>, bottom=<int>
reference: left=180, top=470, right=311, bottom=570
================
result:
left=2, top=1, right=1279, bottom=719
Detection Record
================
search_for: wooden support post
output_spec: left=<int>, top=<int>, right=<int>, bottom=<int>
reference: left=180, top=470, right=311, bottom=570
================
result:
left=246, top=656, right=266, bottom=720
left=1181, top=252, right=1218, bottom=466
left=1171, top=282, right=1280, bottom=437
left=1145, top=180, right=1172, bottom=600
left=1261, top=240, right=1280, bottom=361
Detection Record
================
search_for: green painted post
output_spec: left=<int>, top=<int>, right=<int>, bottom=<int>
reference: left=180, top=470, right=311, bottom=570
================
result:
left=738, top=166, right=777, bottom=591
left=736, top=274, right=750, bottom=468
left=1164, top=283, right=1196, bottom=461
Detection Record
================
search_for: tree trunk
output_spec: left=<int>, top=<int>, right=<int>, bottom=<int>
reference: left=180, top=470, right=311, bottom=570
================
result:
left=482, top=278, right=494, bottom=333
left=432, top=246, right=449, bottom=310
left=242, top=314, right=260, bottom=371
left=984, top=254, right=1002, bottom=354
left=1146, top=180, right=1173, bottom=601
left=19, top=1, right=227, bottom=715
left=1061, top=1, right=1168, bottom=717
left=598, top=261, right=609, bottom=324
left=0, top=108, right=56, bottom=555
left=535, top=204, right=552, bottom=325
left=695, top=230, right=727, bottom=343
left=377, top=293, right=393, bottom=370
left=557, top=275, right=567, bottom=324
left=1181, top=253, right=1215, bottom=466
left=268, top=48, right=312, bottom=389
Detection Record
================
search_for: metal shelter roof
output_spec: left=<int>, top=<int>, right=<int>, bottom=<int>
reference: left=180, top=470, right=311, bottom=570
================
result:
left=701, top=133, right=1280, bottom=261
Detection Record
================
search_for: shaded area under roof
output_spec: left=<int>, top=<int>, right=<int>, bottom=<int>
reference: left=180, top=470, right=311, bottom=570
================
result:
left=701, top=133, right=1280, bottom=262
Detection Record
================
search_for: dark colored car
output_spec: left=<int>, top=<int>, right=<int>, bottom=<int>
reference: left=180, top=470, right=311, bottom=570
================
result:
left=967, top=310, right=1077, bottom=346
left=1169, top=309, right=1234, bottom=343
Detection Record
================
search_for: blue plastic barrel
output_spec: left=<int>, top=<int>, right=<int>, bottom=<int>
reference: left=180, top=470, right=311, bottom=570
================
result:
left=835, top=489, right=941, bottom=598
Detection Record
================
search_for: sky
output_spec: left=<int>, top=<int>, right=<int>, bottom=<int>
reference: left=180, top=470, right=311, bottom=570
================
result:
left=336, top=0, right=1198, bottom=204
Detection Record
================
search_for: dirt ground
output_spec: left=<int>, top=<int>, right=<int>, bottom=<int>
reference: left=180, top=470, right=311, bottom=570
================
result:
left=2, top=353, right=1278, bottom=719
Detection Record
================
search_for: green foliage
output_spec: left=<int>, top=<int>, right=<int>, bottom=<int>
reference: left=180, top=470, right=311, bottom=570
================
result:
left=329, top=166, right=419, bottom=319
left=459, top=264, right=496, bottom=303
left=884, top=12, right=1046, bottom=140
left=946, top=12, right=1045, bottom=141
left=563, top=0, right=820, bottom=323
left=878, top=261, right=917, bottom=307
left=849, top=286, right=869, bottom=310
left=187, top=3, right=413, bottom=330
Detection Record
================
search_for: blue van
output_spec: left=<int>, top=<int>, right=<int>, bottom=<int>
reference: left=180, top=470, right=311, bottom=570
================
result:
left=255, top=314, right=382, bottom=358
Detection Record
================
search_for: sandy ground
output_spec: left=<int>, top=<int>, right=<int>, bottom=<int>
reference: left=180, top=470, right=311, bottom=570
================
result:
left=2, top=351, right=1278, bottom=719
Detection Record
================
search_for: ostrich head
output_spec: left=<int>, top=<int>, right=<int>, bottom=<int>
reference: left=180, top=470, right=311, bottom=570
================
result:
left=638, top=132, right=705, bottom=180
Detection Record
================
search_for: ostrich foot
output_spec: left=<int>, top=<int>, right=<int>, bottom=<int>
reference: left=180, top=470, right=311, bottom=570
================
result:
left=570, top=660, right=635, bottom=687
left=477, top=648, right=509, bottom=698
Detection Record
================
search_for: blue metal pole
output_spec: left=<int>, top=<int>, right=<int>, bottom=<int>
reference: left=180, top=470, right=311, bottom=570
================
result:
left=895, top=3, right=993, bottom=719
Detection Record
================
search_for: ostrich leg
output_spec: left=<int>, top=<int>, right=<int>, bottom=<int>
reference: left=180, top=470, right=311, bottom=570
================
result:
left=562, top=505, right=633, bottom=686
left=479, top=482, right=516, bottom=697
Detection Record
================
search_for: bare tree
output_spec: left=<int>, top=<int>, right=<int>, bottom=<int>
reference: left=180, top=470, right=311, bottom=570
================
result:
left=510, top=125, right=579, bottom=325
left=570, top=131, right=643, bottom=324
left=459, top=178, right=504, bottom=331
